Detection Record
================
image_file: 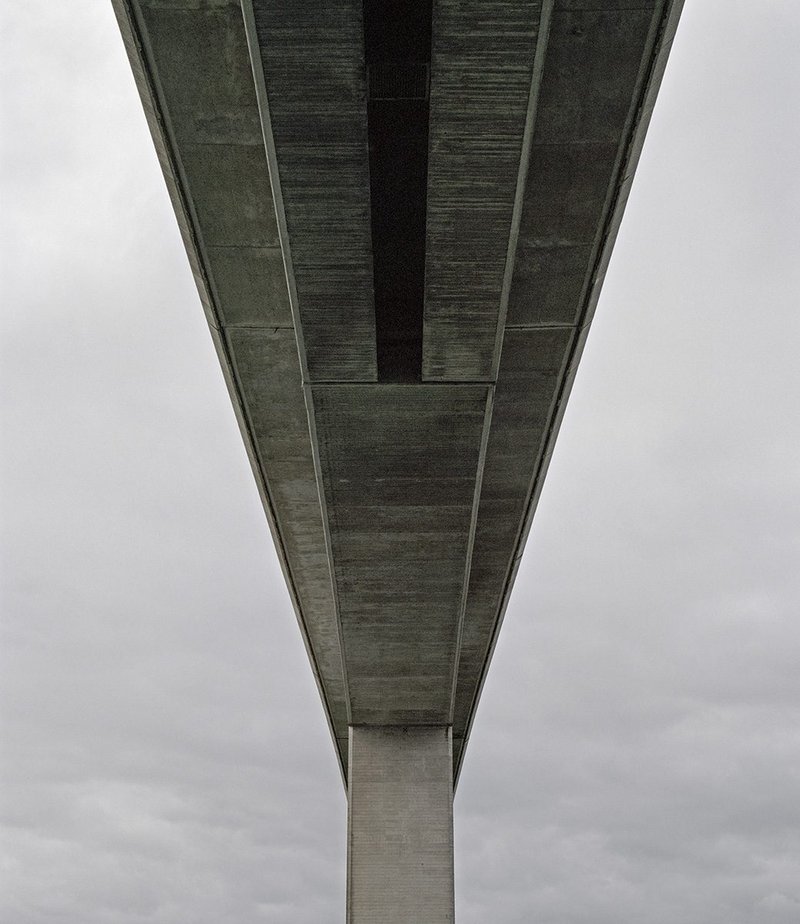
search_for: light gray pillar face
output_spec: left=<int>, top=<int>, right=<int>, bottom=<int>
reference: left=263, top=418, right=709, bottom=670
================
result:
left=347, top=726, right=455, bottom=923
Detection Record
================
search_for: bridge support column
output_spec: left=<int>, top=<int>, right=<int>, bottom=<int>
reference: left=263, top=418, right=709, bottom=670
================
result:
left=347, top=725, right=455, bottom=923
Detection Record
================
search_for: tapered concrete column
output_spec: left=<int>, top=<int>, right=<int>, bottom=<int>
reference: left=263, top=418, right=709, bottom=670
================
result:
left=347, top=725, right=455, bottom=923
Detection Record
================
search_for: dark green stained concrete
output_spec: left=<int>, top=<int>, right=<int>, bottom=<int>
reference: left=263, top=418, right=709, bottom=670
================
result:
left=141, top=1, right=263, bottom=146
left=181, top=143, right=278, bottom=246
left=423, top=0, right=543, bottom=382
left=114, top=0, right=684, bottom=783
left=508, top=243, right=593, bottom=327
left=252, top=0, right=377, bottom=383
left=535, top=8, right=657, bottom=145
left=207, top=246, right=291, bottom=328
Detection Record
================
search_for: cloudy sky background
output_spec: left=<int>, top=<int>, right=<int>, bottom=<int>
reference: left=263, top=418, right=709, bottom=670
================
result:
left=2, top=2, right=800, bottom=921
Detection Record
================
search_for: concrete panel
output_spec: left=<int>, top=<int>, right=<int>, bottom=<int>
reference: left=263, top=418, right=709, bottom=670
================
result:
left=519, top=142, right=619, bottom=248
left=348, top=726, right=454, bottom=924
left=207, top=246, right=291, bottom=328
left=251, top=0, right=377, bottom=382
left=180, top=142, right=278, bottom=247
left=535, top=8, right=655, bottom=146
left=423, top=0, right=543, bottom=381
left=313, top=385, right=488, bottom=724
left=140, top=0, right=262, bottom=146
left=508, top=242, right=592, bottom=327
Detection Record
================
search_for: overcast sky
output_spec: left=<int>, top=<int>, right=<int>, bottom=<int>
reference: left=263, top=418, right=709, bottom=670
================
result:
left=2, top=2, right=800, bottom=922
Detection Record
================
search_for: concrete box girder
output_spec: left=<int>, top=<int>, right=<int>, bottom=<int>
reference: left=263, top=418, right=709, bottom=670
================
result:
left=113, top=0, right=684, bottom=785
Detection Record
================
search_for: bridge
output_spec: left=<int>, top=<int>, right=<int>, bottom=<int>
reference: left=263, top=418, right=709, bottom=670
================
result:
left=113, top=1, right=683, bottom=919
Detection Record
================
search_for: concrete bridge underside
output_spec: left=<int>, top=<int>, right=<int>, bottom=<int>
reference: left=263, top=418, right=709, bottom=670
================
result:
left=115, top=1, right=682, bottom=919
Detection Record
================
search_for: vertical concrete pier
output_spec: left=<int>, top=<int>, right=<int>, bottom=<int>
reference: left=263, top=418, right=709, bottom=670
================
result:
left=347, top=726, right=455, bottom=923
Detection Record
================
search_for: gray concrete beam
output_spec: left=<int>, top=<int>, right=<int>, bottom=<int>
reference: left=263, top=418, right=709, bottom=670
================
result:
left=249, top=0, right=377, bottom=382
left=423, top=0, right=546, bottom=381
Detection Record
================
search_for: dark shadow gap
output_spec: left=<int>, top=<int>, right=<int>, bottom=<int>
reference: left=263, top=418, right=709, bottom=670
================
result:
left=364, top=0, right=432, bottom=382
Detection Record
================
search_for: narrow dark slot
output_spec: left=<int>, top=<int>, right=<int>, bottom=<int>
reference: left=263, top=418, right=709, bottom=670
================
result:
left=363, top=0, right=432, bottom=382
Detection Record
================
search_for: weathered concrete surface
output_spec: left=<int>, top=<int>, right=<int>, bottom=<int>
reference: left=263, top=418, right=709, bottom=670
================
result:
left=314, top=384, right=489, bottom=725
left=423, top=0, right=544, bottom=381
left=251, top=0, right=377, bottom=382
left=348, top=726, right=454, bottom=923
left=113, top=0, right=684, bottom=784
